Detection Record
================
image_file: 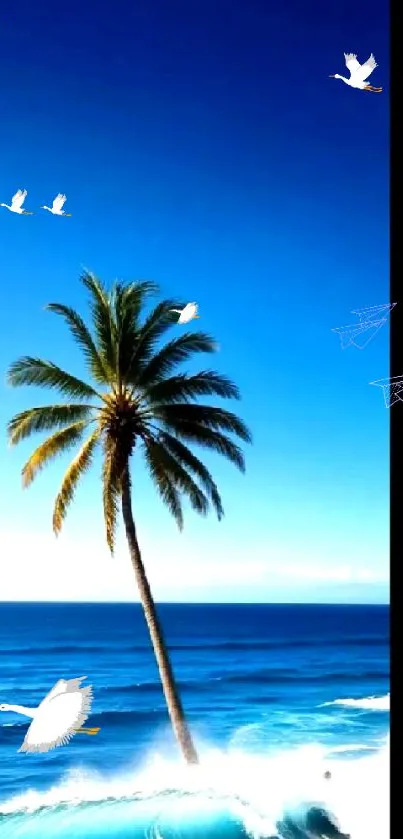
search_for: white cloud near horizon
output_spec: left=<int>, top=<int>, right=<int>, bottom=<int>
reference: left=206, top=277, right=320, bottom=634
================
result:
left=0, top=527, right=389, bottom=603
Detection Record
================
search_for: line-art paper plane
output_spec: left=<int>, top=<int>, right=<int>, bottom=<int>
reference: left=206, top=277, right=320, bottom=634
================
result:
left=369, top=376, right=403, bottom=408
left=351, top=303, right=397, bottom=323
left=332, top=319, right=387, bottom=350
left=332, top=302, right=397, bottom=349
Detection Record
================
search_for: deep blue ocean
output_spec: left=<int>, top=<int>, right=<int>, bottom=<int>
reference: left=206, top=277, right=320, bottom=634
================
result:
left=0, top=603, right=389, bottom=839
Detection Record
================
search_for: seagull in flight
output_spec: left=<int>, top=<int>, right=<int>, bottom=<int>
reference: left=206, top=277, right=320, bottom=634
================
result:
left=171, top=302, right=200, bottom=324
left=1, top=189, right=34, bottom=214
left=330, top=53, right=382, bottom=92
left=41, top=193, right=72, bottom=216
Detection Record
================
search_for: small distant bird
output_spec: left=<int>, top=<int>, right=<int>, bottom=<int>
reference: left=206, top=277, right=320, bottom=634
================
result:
left=171, top=302, right=200, bottom=323
left=0, top=189, right=34, bottom=214
left=330, top=53, right=382, bottom=92
left=0, top=677, right=100, bottom=753
left=41, top=193, right=72, bottom=216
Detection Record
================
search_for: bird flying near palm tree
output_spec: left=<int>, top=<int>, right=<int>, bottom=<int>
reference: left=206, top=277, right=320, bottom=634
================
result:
left=1, top=189, right=34, bottom=214
left=171, top=302, right=200, bottom=323
left=6, top=272, right=251, bottom=766
left=41, top=193, right=72, bottom=216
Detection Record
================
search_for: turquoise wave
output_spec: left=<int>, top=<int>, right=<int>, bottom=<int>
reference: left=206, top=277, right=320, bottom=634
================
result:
left=0, top=796, right=249, bottom=838
left=0, top=793, right=350, bottom=839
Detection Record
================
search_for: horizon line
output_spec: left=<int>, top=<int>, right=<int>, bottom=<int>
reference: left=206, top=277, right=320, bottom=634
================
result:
left=0, top=600, right=389, bottom=606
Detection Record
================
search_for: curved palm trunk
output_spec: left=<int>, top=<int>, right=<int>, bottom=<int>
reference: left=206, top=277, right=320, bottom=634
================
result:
left=121, top=468, right=199, bottom=765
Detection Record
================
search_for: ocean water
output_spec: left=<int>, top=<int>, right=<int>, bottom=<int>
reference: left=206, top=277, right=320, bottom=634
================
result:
left=0, top=603, right=389, bottom=839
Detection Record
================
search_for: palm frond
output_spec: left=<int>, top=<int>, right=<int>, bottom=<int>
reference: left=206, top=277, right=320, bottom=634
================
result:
left=154, top=404, right=252, bottom=442
left=46, top=303, right=109, bottom=384
left=8, top=404, right=94, bottom=446
left=7, top=357, right=100, bottom=400
left=21, top=421, right=89, bottom=488
left=136, top=332, right=217, bottom=387
left=157, top=421, right=246, bottom=471
left=102, top=464, right=119, bottom=552
left=142, top=441, right=184, bottom=529
left=146, top=371, right=240, bottom=404
left=113, top=280, right=159, bottom=381
left=156, top=431, right=224, bottom=519
left=114, top=281, right=158, bottom=334
left=102, top=437, right=127, bottom=552
left=143, top=437, right=209, bottom=518
left=53, top=429, right=100, bottom=535
left=80, top=271, right=118, bottom=380
left=125, top=299, right=185, bottom=382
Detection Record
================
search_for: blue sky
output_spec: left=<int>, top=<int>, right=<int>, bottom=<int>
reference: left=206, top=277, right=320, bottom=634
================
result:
left=0, top=0, right=389, bottom=603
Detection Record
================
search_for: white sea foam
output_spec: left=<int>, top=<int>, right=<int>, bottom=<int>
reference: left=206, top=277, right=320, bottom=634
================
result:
left=320, top=693, right=390, bottom=711
left=0, top=735, right=389, bottom=839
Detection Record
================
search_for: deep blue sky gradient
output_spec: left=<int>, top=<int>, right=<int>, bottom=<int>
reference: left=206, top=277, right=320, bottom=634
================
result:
left=0, top=0, right=390, bottom=602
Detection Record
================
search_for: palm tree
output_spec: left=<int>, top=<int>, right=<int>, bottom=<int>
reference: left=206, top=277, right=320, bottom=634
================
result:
left=6, top=272, right=251, bottom=765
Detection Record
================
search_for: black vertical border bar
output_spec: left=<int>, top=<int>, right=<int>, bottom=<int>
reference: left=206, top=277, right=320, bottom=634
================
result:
left=390, top=0, right=401, bottom=826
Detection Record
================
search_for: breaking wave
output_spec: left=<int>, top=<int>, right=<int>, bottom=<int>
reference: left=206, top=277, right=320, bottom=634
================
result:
left=0, top=736, right=389, bottom=839
left=320, top=694, right=390, bottom=711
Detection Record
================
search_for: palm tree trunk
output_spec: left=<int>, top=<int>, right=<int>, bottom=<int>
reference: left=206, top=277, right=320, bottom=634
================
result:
left=121, top=468, right=199, bottom=765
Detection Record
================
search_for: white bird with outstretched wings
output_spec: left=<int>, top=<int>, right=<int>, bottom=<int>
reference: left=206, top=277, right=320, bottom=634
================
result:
left=41, top=193, right=72, bottom=216
left=1, top=189, right=34, bottom=214
left=330, top=52, right=382, bottom=92
left=171, top=302, right=200, bottom=323
left=0, top=677, right=100, bottom=753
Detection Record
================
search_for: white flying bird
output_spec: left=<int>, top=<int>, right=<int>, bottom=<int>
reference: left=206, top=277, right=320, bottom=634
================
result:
left=0, top=189, right=34, bottom=214
left=330, top=53, right=382, bottom=92
left=41, top=193, right=72, bottom=216
left=171, top=302, right=200, bottom=323
left=0, top=677, right=100, bottom=753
